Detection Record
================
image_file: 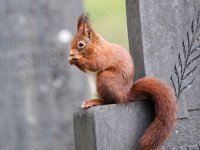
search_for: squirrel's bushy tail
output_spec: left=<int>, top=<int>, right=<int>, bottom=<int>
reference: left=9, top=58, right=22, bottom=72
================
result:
left=129, top=77, right=177, bottom=150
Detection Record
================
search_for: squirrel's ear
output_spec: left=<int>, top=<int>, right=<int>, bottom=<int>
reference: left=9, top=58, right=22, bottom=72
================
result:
left=77, top=13, right=94, bottom=39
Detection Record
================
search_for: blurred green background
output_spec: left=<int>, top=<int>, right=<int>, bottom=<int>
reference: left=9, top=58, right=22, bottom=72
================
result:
left=84, top=0, right=129, bottom=50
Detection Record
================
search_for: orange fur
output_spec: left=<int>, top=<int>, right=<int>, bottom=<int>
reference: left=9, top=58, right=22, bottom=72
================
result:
left=69, top=14, right=177, bottom=150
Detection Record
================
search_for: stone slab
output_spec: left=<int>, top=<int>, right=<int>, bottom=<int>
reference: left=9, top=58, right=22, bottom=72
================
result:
left=74, top=101, right=154, bottom=150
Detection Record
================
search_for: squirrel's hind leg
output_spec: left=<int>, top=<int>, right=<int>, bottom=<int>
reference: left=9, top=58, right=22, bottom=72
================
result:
left=81, top=99, right=103, bottom=109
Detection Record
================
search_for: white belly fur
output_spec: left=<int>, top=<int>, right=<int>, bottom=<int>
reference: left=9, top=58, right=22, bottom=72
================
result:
left=85, top=70, right=98, bottom=98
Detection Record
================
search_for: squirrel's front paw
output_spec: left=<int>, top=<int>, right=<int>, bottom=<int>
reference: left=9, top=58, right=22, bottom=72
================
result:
left=68, top=55, right=82, bottom=65
left=68, top=58, right=75, bottom=65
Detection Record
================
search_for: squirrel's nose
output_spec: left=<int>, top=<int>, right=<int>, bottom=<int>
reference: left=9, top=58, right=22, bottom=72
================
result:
left=69, top=51, right=75, bottom=57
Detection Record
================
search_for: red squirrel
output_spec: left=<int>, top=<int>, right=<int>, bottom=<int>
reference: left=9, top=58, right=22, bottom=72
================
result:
left=68, top=14, right=177, bottom=150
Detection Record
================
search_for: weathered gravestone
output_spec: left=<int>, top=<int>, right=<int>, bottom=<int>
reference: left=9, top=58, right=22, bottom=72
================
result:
left=126, top=0, right=200, bottom=149
left=0, top=0, right=86, bottom=150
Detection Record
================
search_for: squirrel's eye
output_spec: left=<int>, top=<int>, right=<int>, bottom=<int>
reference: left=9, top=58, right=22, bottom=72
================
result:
left=78, top=41, right=85, bottom=49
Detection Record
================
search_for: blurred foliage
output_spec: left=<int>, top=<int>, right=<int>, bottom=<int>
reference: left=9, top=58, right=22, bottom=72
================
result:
left=84, top=0, right=129, bottom=50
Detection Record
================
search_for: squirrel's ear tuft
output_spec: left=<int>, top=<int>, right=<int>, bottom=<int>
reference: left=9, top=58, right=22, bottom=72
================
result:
left=77, top=13, right=94, bottom=39
left=77, top=13, right=90, bottom=30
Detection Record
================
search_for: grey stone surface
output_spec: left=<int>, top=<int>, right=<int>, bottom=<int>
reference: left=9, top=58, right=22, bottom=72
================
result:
left=0, top=1, right=86, bottom=150
left=126, top=0, right=200, bottom=149
left=74, top=101, right=154, bottom=150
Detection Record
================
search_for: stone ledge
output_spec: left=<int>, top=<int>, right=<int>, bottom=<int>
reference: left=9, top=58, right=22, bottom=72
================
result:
left=73, top=101, right=154, bottom=150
